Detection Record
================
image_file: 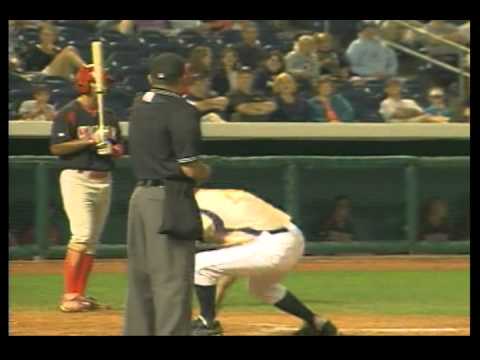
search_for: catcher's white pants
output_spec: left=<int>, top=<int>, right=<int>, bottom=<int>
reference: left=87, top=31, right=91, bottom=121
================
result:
left=195, top=223, right=305, bottom=304
left=60, top=169, right=112, bottom=255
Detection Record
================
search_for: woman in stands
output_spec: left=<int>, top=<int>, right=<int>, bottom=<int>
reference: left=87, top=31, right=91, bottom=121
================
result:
left=309, top=75, right=355, bottom=122
left=211, top=46, right=240, bottom=96
left=20, top=23, right=88, bottom=80
left=253, top=50, right=285, bottom=96
left=271, top=73, right=311, bottom=122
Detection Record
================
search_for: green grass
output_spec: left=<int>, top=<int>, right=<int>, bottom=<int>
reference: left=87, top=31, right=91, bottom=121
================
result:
left=10, top=270, right=470, bottom=316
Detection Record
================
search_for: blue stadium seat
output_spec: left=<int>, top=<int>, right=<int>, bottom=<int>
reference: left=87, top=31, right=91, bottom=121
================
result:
left=220, top=30, right=242, bottom=45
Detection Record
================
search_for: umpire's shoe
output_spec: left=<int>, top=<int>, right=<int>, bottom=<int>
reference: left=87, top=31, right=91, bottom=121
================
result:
left=294, top=320, right=339, bottom=336
left=191, top=316, right=223, bottom=336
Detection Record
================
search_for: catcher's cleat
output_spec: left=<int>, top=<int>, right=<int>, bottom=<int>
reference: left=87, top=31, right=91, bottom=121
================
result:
left=191, top=317, right=223, bottom=336
left=294, top=320, right=339, bottom=336
left=59, top=296, right=96, bottom=313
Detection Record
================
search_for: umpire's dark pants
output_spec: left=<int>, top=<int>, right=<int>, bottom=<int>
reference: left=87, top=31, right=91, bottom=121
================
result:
left=124, top=186, right=195, bottom=336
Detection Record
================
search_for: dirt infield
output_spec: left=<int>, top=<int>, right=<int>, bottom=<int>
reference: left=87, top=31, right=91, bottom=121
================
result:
left=9, top=256, right=470, bottom=336
left=10, top=311, right=469, bottom=336
left=9, top=255, right=470, bottom=275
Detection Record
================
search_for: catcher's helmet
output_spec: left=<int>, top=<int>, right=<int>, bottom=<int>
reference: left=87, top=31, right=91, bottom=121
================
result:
left=74, top=66, right=111, bottom=95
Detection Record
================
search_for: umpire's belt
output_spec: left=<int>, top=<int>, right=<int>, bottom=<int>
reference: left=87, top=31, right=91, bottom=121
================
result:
left=137, top=179, right=165, bottom=187
left=237, top=227, right=290, bottom=236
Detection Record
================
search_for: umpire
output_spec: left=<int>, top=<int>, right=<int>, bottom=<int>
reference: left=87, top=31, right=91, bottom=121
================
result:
left=125, top=53, right=210, bottom=336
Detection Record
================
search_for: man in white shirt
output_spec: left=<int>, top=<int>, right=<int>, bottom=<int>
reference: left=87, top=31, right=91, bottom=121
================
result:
left=379, top=78, right=447, bottom=123
left=191, top=188, right=338, bottom=336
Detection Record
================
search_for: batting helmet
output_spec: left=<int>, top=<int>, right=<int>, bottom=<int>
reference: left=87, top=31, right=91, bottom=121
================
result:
left=74, top=66, right=111, bottom=95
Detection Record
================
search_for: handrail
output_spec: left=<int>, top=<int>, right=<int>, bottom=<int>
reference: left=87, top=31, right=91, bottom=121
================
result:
left=383, top=40, right=470, bottom=78
left=390, top=20, right=470, bottom=54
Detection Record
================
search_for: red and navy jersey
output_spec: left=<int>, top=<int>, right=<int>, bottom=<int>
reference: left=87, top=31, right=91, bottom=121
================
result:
left=50, top=100, right=123, bottom=171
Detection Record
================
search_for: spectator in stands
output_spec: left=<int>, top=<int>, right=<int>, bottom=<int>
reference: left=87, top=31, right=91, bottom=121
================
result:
left=378, top=20, right=416, bottom=44
left=346, top=22, right=398, bottom=80
left=106, top=20, right=207, bottom=36
left=226, top=66, right=277, bottom=122
left=418, top=198, right=451, bottom=242
left=379, top=78, right=447, bottom=123
left=309, top=76, right=354, bottom=123
left=253, top=50, right=285, bottom=96
left=453, top=98, right=470, bottom=123
left=211, top=47, right=240, bottom=96
left=185, top=72, right=228, bottom=123
left=181, top=46, right=213, bottom=95
left=187, top=46, right=213, bottom=75
left=202, top=20, right=235, bottom=33
left=315, top=33, right=349, bottom=79
left=456, top=21, right=470, bottom=46
left=285, top=35, right=320, bottom=94
left=424, top=87, right=453, bottom=121
left=235, top=22, right=265, bottom=69
left=271, top=73, right=311, bottom=122
left=320, top=196, right=355, bottom=242
left=20, top=23, right=88, bottom=80
left=420, top=20, right=463, bottom=57
left=18, top=86, right=56, bottom=121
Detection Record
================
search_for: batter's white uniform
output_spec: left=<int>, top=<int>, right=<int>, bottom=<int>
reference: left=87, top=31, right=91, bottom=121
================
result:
left=194, top=189, right=305, bottom=304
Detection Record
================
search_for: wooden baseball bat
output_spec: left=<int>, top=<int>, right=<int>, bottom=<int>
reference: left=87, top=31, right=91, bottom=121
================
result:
left=91, top=41, right=106, bottom=140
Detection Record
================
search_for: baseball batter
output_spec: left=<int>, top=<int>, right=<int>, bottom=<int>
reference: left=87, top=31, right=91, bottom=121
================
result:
left=49, top=66, right=124, bottom=313
left=192, top=188, right=338, bottom=336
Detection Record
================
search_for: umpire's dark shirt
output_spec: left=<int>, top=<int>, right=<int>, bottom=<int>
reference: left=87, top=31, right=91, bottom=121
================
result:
left=129, top=88, right=201, bottom=181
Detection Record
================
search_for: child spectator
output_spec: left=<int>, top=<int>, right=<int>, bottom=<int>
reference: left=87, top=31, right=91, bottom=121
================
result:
left=424, top=87, right=453, bottom=122
left=184, top=72, right=228, bottom=123
left=285, top=35, right=320, bottom=94
left=20, top=23, right=89, bottom=80
left=211, top=46, right=240, bottom=96
left=226, top=66, right=277, bottom=122
left=235, top=22, right=265, bottom=69
left=379, top=78, right=447, bottom=123
left=320, top=196, right=355, bottom=242
left=18, top=86, right=56, bottom=121
left=346, top=22, right=398, bottom=80
left=418, top=198, right=452, bottom=242
left=271, top=73, right=311, bottom=122
left=253, top=50, right=285, bottom=96
left=309, top=76, right=354, bottom=123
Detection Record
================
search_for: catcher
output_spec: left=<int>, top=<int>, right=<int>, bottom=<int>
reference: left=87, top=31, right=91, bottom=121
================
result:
left=50, top=66, right=124, bottom=312
left=192, top=188, right=339, bottom=336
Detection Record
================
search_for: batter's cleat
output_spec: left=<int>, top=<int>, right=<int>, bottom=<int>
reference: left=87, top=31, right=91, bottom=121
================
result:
left=294, top=320, right=339, bottom=336
left=59, top=296, right=96, bottom=313
left=79, top=296, right=112, bottom=310
left=191, top=317, right=223, bottom=336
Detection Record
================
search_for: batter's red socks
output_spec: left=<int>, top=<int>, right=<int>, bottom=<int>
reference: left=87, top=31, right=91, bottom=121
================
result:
left=63, top=249, right=82, bottom=297
left=76, top=254, right=94, bottom=296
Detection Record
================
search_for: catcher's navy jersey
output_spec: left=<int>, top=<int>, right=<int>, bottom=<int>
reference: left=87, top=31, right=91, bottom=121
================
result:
left=50, top=100, right=123, bottom=171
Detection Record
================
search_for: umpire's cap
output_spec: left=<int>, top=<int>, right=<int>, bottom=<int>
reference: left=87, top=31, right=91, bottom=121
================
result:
left=150, top=53, right=186, bottom=83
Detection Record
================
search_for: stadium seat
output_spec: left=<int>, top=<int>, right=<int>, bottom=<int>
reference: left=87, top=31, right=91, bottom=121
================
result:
left=220, top=30, right=243, bottom=45
left=177, top=30, right=207, bottom=47
left=52, top=20, right=96, bottom=32
left=137, top=30, right=170, bottom=45
left=9, top=72, right=33, bottom=91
